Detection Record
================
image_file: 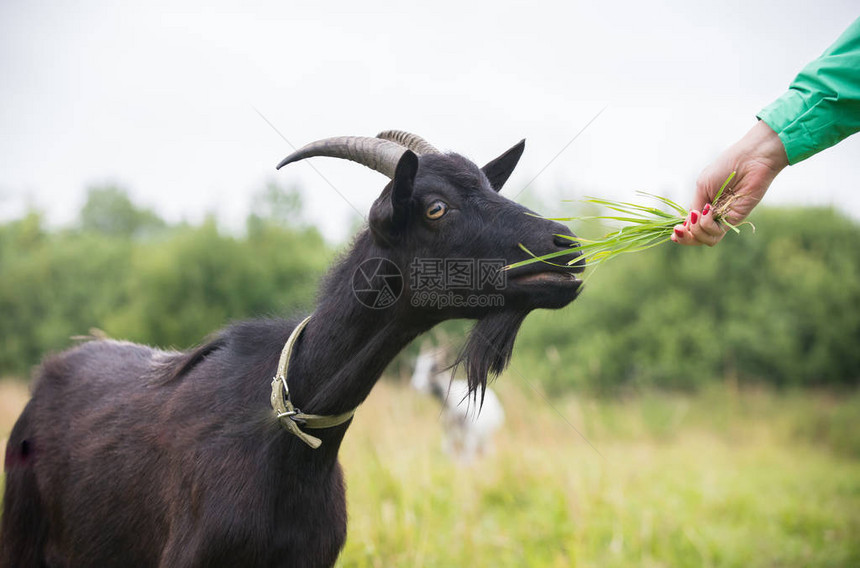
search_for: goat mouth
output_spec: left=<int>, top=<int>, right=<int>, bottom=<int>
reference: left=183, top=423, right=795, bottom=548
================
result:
left=509, top=271, right=582, bottom=287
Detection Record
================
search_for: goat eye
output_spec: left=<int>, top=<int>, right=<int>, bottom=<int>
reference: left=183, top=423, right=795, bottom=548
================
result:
left=425, top=200, right=448, bottom=220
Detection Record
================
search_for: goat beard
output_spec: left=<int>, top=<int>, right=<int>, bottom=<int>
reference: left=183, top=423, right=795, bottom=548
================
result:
left=453, top=309, right=529, bottom=407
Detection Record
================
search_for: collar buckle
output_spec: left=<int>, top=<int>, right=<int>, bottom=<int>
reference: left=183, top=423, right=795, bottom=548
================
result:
left=270, top=315, right=355, bottom=449
left=276, top=408, right=307, bottom=426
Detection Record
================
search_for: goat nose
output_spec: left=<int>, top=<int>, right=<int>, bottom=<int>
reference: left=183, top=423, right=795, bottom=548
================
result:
left=551, top=229, right=585, bottom=272
left=553, top=234, right=570, bottom=248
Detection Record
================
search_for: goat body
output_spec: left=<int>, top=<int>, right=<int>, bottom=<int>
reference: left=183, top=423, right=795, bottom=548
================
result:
left=412, top=345, right=504, bottom=462
left=2, top=132, right=583, bottom=567
left=436, top=379, right=505, bottom=461
left=4, top=332, right=351, bottom=567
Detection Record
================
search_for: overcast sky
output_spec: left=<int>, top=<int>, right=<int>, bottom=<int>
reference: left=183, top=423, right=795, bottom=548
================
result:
left=2, top=1, right=858, bottom=242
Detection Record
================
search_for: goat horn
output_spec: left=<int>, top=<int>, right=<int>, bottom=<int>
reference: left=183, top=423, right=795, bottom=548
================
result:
left=276, top=136, right=408, bottom=178
left=376, top=130, right=440, bottom=155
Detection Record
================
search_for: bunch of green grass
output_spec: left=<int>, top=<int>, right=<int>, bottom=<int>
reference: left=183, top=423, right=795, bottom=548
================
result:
left=506, top=172, right=744, bottom=272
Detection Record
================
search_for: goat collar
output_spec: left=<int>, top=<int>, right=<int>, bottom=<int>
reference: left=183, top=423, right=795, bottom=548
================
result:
left=270, top=315, right=356, bottom=449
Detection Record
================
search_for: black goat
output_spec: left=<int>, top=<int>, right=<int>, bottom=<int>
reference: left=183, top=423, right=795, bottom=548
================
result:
left=1, top=131, right=584, bottom=567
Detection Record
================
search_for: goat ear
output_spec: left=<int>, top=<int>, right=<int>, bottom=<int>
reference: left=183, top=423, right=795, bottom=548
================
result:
left=368, top=150, right=418, bottom=245
left=481, top=139, right=525, bottom=192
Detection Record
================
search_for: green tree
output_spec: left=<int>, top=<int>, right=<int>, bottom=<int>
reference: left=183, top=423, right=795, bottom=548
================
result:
left=246, top=181, right=304, bottom=238
left=79, top=185, right=165, bottom=238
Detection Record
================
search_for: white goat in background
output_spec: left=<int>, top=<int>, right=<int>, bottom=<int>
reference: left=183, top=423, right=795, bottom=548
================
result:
left=411, top=342, right=505, bottom=462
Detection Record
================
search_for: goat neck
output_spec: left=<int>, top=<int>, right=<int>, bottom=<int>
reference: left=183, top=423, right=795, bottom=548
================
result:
left=283, top=233, right=428, bottom=432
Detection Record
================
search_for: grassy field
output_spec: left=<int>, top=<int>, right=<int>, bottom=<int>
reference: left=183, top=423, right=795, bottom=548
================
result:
left=2, top=378, right=858, bottom=567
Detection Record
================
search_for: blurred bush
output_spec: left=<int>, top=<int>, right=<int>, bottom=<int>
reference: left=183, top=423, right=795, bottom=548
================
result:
left=513, top=206, right=860, bottom=392
left=0, top=183, right=331, bottom=374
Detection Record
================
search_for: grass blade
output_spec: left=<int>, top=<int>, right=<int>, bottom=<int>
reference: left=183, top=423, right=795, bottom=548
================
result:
left=505, top=172, right=747, bottom=271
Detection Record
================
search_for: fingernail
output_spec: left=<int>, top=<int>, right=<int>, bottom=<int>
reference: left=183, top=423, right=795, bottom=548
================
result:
left=674, top=227, right=684, bottom=238
left=683, top=219, right=688, bottom=227
left=691, top=211, right=699, bottom=225
left=703, top=204, right=711, bottom=216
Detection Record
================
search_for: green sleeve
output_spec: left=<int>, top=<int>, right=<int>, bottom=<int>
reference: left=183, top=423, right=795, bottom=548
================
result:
left=757, top=18, right=860, bottom=164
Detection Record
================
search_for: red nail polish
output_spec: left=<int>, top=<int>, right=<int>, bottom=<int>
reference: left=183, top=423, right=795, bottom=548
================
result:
left=703, top=204, right=711, bottom=216
left=683, top=219, right=688, bottom=227
left=674, top=227, right=684, bottom=238
left=691, top=211, right=699, bottom=224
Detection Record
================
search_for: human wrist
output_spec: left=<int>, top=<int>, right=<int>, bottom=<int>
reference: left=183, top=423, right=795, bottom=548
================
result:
left=745, top=120, right=790, bottom=171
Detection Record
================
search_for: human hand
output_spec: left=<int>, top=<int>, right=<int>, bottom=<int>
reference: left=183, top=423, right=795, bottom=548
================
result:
left=672, top=120, right=789, bottom=246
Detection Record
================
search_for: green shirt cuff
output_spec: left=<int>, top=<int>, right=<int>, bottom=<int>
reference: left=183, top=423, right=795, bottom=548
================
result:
left=757, top=90, right=839, bottom=165
left=757, top=18, right=860, bottom=165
